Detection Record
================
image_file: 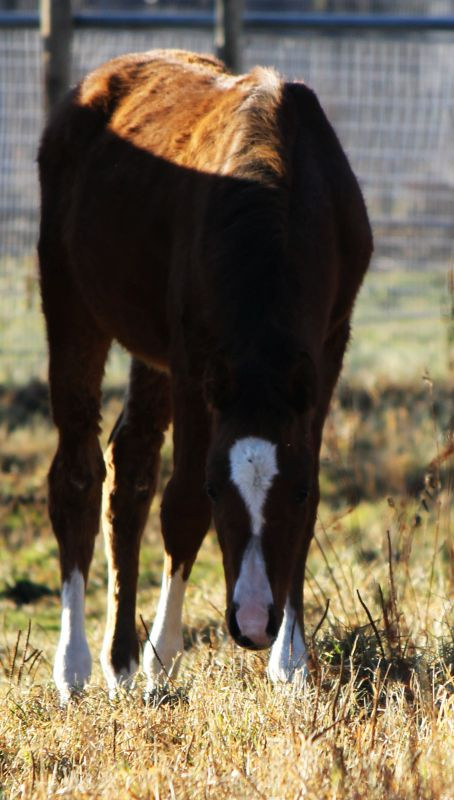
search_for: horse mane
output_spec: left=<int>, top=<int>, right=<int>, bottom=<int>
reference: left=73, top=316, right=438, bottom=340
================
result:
left=206, top=69, right=303, bottom=403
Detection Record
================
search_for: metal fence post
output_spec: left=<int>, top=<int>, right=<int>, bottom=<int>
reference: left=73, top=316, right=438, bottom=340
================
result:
left=215, top=0, right=244, bottom=73
left=40, top=0, right=72, bottom=115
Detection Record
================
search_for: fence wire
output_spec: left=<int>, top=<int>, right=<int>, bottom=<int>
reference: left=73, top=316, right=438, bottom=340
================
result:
left=0, top=21, right=453, bottom=381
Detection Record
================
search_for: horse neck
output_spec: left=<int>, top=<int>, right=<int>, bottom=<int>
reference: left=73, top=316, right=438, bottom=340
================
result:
left=208, top=201, right=298, bottom=367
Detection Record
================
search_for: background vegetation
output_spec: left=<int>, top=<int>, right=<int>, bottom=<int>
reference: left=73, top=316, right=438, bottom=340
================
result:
left=0, top=267, right=453, bottom=798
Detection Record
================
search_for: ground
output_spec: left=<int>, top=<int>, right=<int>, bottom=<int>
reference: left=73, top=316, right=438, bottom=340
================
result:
left=0, top=267, right=452, bottom=799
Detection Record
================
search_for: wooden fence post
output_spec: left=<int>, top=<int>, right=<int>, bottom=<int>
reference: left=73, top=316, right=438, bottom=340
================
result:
left=215, top=0, right=244, bottom=73
left=40, top=0, right=73, bottom=116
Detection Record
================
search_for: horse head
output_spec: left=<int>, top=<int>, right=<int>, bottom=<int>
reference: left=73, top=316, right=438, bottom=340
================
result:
left=205, top=350, right=317, bottom=650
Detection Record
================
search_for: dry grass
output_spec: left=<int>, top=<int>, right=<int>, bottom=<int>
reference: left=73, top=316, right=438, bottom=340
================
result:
left=0, top=658, right=452, bottom=799
left=0, top=487, right=452, bottom=795
left=0, top=354, right=453, bottom=797
left=0, top=519, right=453, bottom=800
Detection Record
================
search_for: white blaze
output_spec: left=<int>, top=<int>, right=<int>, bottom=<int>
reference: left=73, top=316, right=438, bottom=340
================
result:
left=233, top=537, right=273, bottom=643
left=229, top=437, right=278, bottom=536
left=143, top=564, right=186, bottom=689
left=230, top=437, right=278, bottom=641
left=267, top=599, right=308, bottom=684
left=53, top=568, right=91, bottom=702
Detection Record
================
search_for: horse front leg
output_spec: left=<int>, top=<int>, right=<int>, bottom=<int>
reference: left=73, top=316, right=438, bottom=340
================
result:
left=267, top=489, right=318, bottom=686
left=143, top=380, right=212, bottom=691
left=268, top=321, right=351, bottom=686
left=44, top=309, right=110, bottom=702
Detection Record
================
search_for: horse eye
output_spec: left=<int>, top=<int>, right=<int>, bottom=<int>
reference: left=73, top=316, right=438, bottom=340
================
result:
left=205, top=482, right=218, bottom=502
left=295, top=487, right=310, bottom=504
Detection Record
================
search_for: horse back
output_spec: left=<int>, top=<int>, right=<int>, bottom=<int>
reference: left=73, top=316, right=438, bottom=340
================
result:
left=38, top=50, right=372, bottom=370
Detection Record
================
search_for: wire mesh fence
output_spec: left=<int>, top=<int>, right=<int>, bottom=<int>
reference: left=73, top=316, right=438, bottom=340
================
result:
left=0, top=11, right=453, bottom=382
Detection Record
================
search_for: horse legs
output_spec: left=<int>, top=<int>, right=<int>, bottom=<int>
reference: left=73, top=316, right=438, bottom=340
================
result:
left=43, top=289, right=111, bottom=702
left=267, top=485, right=319, bottom=685
left=268, top=321, right=351, bottom=685
left=143, top=380, right=212, bottom=689
left=101, top=360, right=171, bottom=694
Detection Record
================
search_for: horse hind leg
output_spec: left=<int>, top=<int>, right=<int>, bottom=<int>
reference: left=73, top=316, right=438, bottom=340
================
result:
left=101, top=359, right=171, bottom=695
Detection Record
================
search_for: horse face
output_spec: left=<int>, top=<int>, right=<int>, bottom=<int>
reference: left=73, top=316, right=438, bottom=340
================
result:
left=206, top=420, right=313, bottom=651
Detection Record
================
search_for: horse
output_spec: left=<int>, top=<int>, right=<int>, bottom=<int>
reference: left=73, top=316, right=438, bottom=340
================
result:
left=37, top=49, right=373, bottom=702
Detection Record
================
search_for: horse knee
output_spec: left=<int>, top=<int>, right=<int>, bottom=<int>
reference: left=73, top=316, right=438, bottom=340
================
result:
left=50, top=439, right=105, bottom=502
left=49, top=440, right=106, bottom=571
left=107, top=423, right=164, bottom=496
left=103, top=425, right=164, bottom=543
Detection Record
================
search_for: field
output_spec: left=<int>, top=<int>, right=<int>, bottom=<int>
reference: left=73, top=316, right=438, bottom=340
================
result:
left=0, top=268, right=453, bottom=799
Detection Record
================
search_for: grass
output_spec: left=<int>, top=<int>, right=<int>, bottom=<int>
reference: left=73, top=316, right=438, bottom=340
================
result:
left=0, top=264, right=452, bottom=385
left=0, top=267, right=453, bottom=798
left=345, top=269, right=452, bottom=383
left=0, top=490, right=452, bottom=799
left=0, top=387, right=452, bottom=798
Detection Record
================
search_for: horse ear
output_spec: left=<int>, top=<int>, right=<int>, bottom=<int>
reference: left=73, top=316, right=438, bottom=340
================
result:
left=204, top=352, right=235, bottom=411
left=290, top=352, right=317, bottom=413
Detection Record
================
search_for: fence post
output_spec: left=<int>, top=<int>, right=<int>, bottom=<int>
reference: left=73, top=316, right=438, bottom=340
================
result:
left=215, top=0, right=244, bottom=73
left=40, top=0, right=73, bottom=115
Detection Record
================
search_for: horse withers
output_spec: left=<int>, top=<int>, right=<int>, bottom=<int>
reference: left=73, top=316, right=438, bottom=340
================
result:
left=37, top=49, right=372, bottom=701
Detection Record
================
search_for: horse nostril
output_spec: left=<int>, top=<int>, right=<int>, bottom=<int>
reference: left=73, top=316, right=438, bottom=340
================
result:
left=266, top=604, right=279, bottom=640
left=228, top=602, right=241, bottom=640
left=237, top=634, right=259, bottom=650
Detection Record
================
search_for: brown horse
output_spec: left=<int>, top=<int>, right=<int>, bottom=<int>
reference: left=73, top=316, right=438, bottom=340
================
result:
left=38, top=49, right=372, bottom=701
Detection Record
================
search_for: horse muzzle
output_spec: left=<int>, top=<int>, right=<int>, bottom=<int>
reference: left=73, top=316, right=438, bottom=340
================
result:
left=227, top=601, right=279, bottom=650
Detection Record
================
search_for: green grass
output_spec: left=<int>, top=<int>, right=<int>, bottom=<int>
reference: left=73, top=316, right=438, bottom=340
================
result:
left=0, top=262, right=452, bottom=385
left=345, top=269, right=452, bottom=382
